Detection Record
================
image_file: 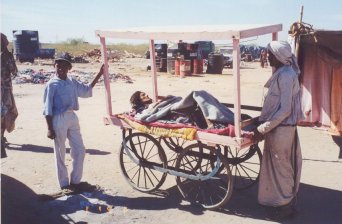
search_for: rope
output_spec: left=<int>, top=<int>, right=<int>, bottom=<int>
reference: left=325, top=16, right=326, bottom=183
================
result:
left=289, top=22, right=317, bottom=42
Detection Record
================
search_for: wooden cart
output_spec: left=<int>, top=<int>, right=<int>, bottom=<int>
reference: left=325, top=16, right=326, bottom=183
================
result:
left=95, top=24, right=282, bottom=209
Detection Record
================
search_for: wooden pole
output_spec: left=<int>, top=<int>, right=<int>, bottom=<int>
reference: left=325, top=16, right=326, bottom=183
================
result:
left=299, top=5, right=304, bottom=23
left=100, top=37, right=112, bottom=116
left=233, top=38, right=241, bottom=138
left=149, top=40, right=158, bottom=101
left=295, top=5, right=304, bottom=57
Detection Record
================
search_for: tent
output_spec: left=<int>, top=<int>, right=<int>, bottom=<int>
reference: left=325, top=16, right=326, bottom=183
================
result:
left=291, top=23, right=342, bottom=136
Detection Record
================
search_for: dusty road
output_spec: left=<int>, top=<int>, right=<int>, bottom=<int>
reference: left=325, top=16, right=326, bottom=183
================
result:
left=1, top=60, right=342, bottom=224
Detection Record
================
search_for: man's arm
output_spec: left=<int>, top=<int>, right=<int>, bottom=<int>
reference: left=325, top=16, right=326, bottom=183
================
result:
left=43, top=84, right=55, bottom=139
left=90, top=64, right=104, bottom=88
left=45, top=115, right=55, bottom=139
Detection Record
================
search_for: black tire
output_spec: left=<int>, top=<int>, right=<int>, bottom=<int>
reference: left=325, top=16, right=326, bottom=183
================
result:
left=175, top=143, right=233, bottom=210
left=119, top=133, right=168, bottom=192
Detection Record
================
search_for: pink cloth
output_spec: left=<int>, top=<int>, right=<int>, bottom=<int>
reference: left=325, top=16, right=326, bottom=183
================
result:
left=300, top=46, right=332, bottom=127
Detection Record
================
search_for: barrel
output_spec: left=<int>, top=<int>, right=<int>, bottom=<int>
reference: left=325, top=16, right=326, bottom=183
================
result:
left=12, top=30, right=39, bottom=63
left=180, top=60, right=191, bottom=77
left=193, top=59, right=203, bottom=74
left=206, top=53, right=224, bottom=74
left=167, top=58, right=176, bottom=75
left=175, top=59, right=181, bottom=76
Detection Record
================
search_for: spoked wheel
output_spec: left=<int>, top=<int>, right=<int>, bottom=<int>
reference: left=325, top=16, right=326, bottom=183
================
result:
left=162, top=137, right=192, bottom=167
left=175, top=143, right=233, bottom=210
left=119, top=133, right=168, bottom=192
left=226, top=144, right=262, bottom=190
left=209, top=145, right=228, bottom=174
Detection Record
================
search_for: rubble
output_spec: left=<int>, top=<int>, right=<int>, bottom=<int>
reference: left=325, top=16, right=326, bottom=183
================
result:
left=14, top=69, right=134, bottom=85
left=68, top=48, right=131, bottom=64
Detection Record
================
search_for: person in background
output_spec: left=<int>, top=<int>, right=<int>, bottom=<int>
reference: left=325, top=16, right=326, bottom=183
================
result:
left=43, top=52, right=104, bottom=194
left=260, top=49, right=268, bottom=68
left=1, top=33, right=19, bottom=158
left=254, top=41, right=304, bottom=221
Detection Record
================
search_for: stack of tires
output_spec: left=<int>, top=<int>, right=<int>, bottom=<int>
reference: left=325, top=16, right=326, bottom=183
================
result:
left=206, top=53, right=224, bottom=74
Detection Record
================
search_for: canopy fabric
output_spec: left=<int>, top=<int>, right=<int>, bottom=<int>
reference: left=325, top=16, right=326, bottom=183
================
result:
left=298, top=30, right=342, bottom=135
left=299, top=30, right=342, bottom=65
left=95, top=24, right=282, bottom=40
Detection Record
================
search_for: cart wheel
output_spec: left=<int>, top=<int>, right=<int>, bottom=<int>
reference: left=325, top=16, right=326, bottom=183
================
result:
left=162, top=137, right=193, bottom=167
left=119, top=133, right=168, bottom=192
left=227, top=144, right=262, bottom=190
left=175, top=143, right=233, bottom=210
left=209, top=145, right=228, bottom=174
left=163, top=137, right=189, bottom=152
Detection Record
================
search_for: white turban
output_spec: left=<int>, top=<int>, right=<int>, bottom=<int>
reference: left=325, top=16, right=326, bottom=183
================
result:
left=267, top=41, right=300, bottom=74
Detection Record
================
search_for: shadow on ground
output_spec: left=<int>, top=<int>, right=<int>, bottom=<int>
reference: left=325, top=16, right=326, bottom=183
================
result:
left=332, top=135, right=342, bottom=159
left=6, top=143, right=109, bottom=155
left=1, top=174, right=70, bottom=224
left=92, top=181, right=342, bottom=223
left=218, top=182, right=342, bottom=223
left=2, top=173, right=342, bottom=223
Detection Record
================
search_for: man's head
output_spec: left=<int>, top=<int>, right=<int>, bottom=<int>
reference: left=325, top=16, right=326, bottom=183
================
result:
left=1, top=33, right=9, bottom=52
left=54, top=52, right=72, bottom=80
left=267, top=41, right=300, bottom=74
left=267, top=41, right=293, bottom=67
left=130, top=91, right=152, bottom=109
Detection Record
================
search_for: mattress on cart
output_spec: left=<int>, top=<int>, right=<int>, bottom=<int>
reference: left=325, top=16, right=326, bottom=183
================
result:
left=117, top=114, right=254, bottom=140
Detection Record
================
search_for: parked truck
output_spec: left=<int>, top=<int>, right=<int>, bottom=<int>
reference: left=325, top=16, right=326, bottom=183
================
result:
left=194, top=41, right=215, bottom=59
left=12, top=30, right=55, bottom=63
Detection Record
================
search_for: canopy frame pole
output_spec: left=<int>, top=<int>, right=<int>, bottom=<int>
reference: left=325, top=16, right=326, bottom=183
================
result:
left=233, top=38, right=241, bottom=138
left=149, top=39, right=158, bottom=101
left=272, top=32, right=278, bottom=41
left=100, top=36, right=112, bottom=116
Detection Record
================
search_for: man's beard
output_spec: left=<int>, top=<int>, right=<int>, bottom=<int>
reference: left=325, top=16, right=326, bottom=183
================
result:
left=145, top=99, right=153, bottom=105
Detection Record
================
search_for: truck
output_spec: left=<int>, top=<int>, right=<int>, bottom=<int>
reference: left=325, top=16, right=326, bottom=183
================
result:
left=194, top=41, right=215, bottom=59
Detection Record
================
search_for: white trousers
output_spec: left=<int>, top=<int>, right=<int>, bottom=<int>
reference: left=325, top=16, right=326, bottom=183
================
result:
left=53, top=111, right=85, bottom=188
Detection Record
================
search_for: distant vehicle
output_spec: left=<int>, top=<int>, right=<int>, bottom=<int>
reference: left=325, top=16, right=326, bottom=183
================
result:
left=220, top=47, right=233, bottom=68
left=12, top=30, right=39, bottom=63
left=154, top=44, right=167, bottom=58
left=37, top=48, right=55, bottom=59
left=12, top=30, right=56, bottom=62
left=194, top=41, right=215, bottom=59
left=145, top=43, right=167, bottom=59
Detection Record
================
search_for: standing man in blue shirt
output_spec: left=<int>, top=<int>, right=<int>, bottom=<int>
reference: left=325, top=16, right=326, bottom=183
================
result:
left=43, top=52, right=104, bottom=193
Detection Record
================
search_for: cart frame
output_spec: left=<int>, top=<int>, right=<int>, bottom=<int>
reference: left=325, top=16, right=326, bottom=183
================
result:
left=96, top=24, right=281, bottom=148
left=95, top=24, right=282, bottom=209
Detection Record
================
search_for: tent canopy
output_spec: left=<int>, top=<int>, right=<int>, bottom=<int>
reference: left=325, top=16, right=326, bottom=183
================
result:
left=95, top=24, right=282, bottom=40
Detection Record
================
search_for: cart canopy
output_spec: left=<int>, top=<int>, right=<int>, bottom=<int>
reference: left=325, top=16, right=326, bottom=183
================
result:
left=95, top=24, right=282, bottom=40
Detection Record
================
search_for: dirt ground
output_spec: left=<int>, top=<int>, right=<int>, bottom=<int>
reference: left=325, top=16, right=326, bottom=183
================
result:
left=1, top=59, right=342, bottom=224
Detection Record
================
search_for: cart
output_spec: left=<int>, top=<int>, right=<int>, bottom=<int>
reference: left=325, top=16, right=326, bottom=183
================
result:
left=95, top=24, right=282, bottom=210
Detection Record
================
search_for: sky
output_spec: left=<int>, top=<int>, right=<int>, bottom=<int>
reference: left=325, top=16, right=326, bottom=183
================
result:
left=1, top=0, right=341, bottom=46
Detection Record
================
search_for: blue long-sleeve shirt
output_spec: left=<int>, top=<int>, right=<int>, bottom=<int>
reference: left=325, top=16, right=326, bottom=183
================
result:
left=258, top=65, right=304, bottom=134
left=43, top=75, right=93, bottom=116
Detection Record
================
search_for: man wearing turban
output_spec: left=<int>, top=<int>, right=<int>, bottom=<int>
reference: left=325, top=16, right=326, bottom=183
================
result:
left=254, top=41, right=304, bottom=221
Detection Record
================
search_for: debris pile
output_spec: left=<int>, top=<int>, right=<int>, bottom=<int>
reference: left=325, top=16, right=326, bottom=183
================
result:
left=14, top=69, right=134, bottom=85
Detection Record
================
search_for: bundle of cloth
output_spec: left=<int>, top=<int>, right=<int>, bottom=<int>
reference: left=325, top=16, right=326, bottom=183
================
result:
left=135, top=90, right=235, bottom=125
left=123, top=90, right=255, bottom=139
